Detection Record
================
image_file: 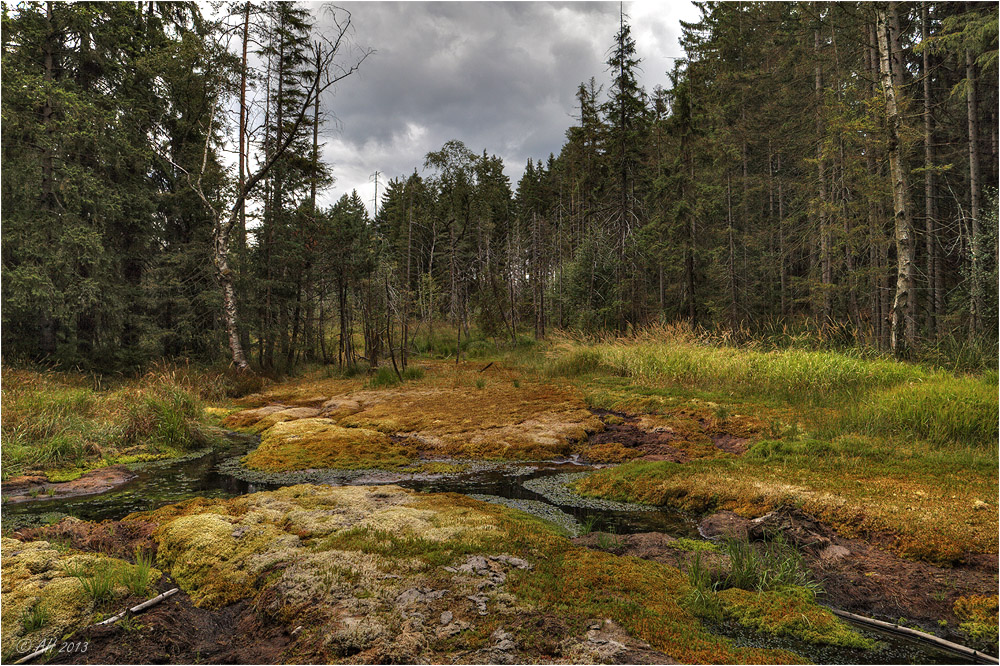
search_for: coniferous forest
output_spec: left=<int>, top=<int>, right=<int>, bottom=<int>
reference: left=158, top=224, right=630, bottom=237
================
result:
left=3, top=1, right=998, bottom=373
left=2, top=4, right=999, bottom=666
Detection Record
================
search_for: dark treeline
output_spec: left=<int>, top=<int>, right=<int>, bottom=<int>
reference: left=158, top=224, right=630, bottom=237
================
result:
left=2, top=1, right=997, bottom=373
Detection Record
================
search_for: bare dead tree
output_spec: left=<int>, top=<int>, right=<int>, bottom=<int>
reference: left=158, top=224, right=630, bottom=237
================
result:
left=159, top=8, right=371, bottom=371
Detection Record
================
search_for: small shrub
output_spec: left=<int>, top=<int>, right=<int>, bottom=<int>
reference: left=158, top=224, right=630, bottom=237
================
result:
left=475, top=378, right=486, bottom=390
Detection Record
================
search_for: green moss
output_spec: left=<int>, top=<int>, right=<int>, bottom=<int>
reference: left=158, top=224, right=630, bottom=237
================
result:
left=243, top=418, right=412, bottom=472
left=668, top=538, right=719, bottom=553
left=954, top=594, right=999, bottom=646
left=718, top=586, right=876, bottom=648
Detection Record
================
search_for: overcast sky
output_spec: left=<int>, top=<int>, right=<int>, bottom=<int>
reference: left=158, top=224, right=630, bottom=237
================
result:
left=309, top=1, right=701, bottom=215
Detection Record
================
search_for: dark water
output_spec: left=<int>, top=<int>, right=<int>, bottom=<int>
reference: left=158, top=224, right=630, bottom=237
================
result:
left=0, top=441, right=983, bottom=665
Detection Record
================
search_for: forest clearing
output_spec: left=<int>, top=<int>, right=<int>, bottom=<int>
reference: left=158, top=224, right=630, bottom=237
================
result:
left=2, top=1, right=998, bottom=665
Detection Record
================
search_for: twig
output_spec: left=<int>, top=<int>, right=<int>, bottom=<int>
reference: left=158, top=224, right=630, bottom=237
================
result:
left=93, top=587, right=179, bottom=627
left=15, top=588, right=182, bottom=663
left=478, top=362, right=495, bottom=373
left=828, top=607, right=1000, bottom=664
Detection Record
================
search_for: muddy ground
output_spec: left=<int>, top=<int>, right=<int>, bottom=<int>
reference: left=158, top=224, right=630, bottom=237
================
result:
left=576, top=508, right=999, bottom=650
left=2, top=467, right=136, bottom=504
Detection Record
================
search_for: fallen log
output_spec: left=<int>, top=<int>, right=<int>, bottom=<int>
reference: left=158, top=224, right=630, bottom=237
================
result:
left=829, top=607, right=999, bottom=664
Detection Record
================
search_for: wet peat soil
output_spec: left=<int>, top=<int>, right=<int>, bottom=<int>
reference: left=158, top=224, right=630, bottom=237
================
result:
left=3, top=467, right=136, bottom=504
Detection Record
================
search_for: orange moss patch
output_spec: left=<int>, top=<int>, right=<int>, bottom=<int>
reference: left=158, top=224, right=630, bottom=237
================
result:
left=243, top=418, right=411, bottom=471
left=223, top=362, right=602, bottom=461
left=584, top=442, right=643, bottom=463
left=575, top=443, right=998, bottom=565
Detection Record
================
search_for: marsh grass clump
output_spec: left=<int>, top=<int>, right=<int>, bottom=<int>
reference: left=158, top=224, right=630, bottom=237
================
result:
left=366, top=365, right=425, bottom=389
left=367, top=367, right=402, bottom=389
left=64, top=560, right=123, bottom=603
left=677, top=537, right=871, bottom=648
left=849, top=374, right=998, bottom=446
left=545, top=349, right=607, bottom=377
left=119, top=548, right=156, bottom=597
left=401, top=366, right=425, bottom=381
left=1, top=368, right=217, bottom=481
left=20, top=601, right=51, bottom=632
left=550, top=332, right=925, bottom=404
left=721, top=536, right=820, bottom=596
left=681, top=552, right=724, bottom=620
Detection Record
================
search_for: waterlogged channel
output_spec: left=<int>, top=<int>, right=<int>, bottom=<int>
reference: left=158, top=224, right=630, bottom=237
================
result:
left=0, top=438, right=981, bottom=665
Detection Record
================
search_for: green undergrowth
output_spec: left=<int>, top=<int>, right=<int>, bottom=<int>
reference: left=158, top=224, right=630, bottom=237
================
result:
left=546, top=337, right=997, bottom=445
left=678, top=537, right=872, bottom=649
left=1, top=369, right=225, bottom=481
left=539, top=331, right=996, bottom=564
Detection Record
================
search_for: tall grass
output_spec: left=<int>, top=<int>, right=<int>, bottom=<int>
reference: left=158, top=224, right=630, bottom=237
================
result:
left=545, top=325, right=998, bottom=447
left=549, top=335, right=926, bottom=403
left=64, top=561, right=119, bottom=603
left=721, top=537, right=820, bottom=596
left=1, top=368, right=219, bottom=480
left=849, top=374, right=999, bottom=446
left=119, top=549, right=156, bottom=597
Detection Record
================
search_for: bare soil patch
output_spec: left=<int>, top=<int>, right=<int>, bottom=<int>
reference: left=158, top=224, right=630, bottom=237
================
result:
left=2, top=466, right=135, bottom=504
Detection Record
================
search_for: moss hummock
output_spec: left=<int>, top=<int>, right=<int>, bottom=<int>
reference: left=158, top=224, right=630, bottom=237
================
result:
left=110, top=485, right=880, bottom=662
left=243, top=418, right=410, bottom=472
left=1, top=537, right=161, bottom=659
left=717, top=586, right=876, bottom=648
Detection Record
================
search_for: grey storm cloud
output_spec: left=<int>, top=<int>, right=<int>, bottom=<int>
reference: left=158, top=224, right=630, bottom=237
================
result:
left=308, top=1, right=699, bottom=212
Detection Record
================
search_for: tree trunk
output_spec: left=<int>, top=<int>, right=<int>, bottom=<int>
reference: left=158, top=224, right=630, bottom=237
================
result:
left=967, top=46, right=982, bottom=336
left=815, top=19, right=832, bottom=322
left=239, top=2, right=249, bottom=248
left=726, top=172, right=737, bottom=327
left=921, top=2, right=937, bottom=338
left=876, top=3, right=916, bottom=356
left=215, top=207, right=250, bottom=371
